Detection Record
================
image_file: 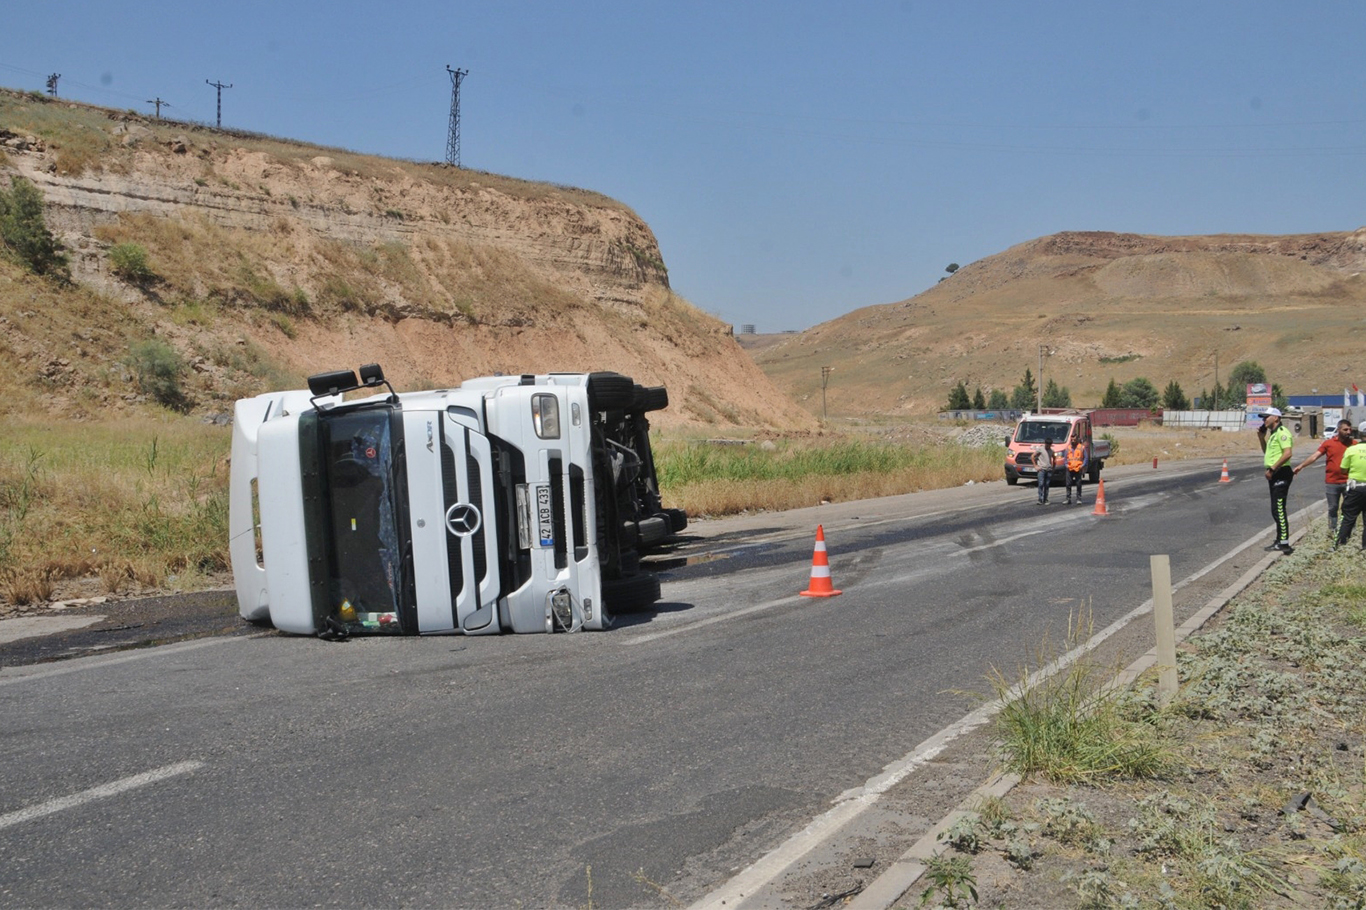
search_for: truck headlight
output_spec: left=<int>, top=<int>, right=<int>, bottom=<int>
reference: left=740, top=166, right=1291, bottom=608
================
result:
left=548, top=587, right=575, bottom=630
left=532, top=394, right=561, bottom=439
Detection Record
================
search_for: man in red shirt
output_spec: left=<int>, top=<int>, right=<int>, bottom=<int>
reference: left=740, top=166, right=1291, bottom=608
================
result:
left=1293, top=419, right=1358, bottom=538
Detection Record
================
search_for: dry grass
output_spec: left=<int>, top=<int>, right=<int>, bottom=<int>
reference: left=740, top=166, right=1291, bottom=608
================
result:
left=0, top=416, right=230, bottom=598
left=655, top=433, right=1003, bottom=516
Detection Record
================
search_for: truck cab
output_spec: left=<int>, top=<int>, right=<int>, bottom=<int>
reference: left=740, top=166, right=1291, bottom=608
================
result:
left=1003, top=411, right=1108, bottom=486
left=229, top=365, right=680, bottom=637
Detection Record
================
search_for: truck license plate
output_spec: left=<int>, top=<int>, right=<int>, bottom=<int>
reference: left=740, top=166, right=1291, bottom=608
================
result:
left=535, top=484, right=554, bottom=547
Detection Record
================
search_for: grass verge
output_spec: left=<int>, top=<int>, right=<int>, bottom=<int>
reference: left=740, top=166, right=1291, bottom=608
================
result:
left=919, top=521, right=1366, bottom=909
left=0, top=416, right=229, bottom=604
left=654, top=435, right=1004, bottom=516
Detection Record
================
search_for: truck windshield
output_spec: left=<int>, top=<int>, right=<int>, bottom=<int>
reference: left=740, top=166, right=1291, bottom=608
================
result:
left=1016, top=421, right=1072, bottom=445
left=322, top=408, right=403, bottom=621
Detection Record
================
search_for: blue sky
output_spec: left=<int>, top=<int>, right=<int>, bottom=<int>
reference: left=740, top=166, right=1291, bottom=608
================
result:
left=4, top=2, right=1365, bottom=332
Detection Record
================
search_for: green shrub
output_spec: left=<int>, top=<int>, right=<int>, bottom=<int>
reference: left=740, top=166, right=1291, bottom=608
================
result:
left=108, top=242, right=156, bottom=284
left=128, top=339, right=188, bottom=411
left=0, top=177, right=68, bottom=278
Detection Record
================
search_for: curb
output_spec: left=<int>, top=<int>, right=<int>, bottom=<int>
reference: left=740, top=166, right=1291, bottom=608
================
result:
left=845, top=511, right=1316, bottom=909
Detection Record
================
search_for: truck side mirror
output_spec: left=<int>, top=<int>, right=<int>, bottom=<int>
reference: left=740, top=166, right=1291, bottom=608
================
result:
left=307, top=369, right=359, bottom=397
left=359, top=363, right=386, bottom=386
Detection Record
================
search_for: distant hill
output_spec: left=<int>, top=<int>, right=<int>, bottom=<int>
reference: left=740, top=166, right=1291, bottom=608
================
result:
left=748, top=230, right=1366, bottom=417
left=0, top=89, right=812, bottom=429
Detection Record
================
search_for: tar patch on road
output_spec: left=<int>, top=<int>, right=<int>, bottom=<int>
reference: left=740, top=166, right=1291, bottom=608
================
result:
left=0, top=591, right=251, bottom=668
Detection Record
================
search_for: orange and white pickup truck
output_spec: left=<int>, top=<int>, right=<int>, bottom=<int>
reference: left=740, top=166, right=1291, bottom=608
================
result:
left=1003, top=411, right=1109, bottom=486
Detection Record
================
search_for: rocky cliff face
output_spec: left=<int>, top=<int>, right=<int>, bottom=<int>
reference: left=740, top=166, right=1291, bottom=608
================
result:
left=0, top=91, right=812, bottom=429
left=3, top=107, right=668, bottom=312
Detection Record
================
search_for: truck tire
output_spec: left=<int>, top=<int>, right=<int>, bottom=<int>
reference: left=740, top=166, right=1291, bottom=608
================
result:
left=641, top=515, right=671, bottom=545
left=633, top=384, right=669, bottom=412
left=664, top=507, right=688, bottom=533
left=588, top=372, right=635, bottom=411
left=1089, top=463, right=1102, bottom=484
left=603, top=572, right=660, bottom=614
left=1005, top=473, right=1018, bottom=486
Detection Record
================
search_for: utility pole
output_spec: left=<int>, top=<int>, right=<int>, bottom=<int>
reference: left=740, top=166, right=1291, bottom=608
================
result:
left=1037, top=344, right=1050, bottom=412
left=205, top=79, right=232, bottom=128
left=821, top=366, right=834, bottom=423
left=1213, top=352, right=1219, bottom=411
left=445, top=65, right=469, bottom=166
left=46, top=73, right=60, bottom=97
left=146, top=97, right=170, bottom=119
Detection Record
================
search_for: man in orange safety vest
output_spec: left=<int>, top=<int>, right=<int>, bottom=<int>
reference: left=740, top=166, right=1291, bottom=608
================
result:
left=1064, top=435, right=1089, bottom=505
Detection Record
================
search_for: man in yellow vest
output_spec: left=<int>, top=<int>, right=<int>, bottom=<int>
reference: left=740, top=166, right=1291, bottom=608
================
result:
left=1258, top=407, right=1294, bottom=555
left=1064, top=434, right=1089, bottom=505
left=1333, top=440, right=1366, bottom=549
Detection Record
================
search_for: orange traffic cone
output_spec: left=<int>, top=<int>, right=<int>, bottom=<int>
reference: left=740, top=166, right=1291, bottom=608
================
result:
left=800, top=525, right=842, bottom=597
left=1219, top=459, right=1232, bottom=483
left=1092, top=477, right=1109, bottom=516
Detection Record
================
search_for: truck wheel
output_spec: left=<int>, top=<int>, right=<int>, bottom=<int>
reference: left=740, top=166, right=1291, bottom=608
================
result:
left=633, top=385, right=669, bottom=412
left=603, top=572, right=660, bottom=614
left=588, top=372, right=635, bottom=410
left=664, top=507, right=688, bottom=533
left=1005, top=473, right=1018, bottom=486
left=636, top=515, right=670, bottom=546
left=1089, top=464, right=1101, bottom=484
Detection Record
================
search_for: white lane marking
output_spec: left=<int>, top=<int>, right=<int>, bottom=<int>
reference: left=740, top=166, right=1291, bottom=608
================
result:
left=0, top=761, right=203, bottom=831
left=0, top=636, right=244, bottom=686
left=687, top=503, right=1319, bottom=910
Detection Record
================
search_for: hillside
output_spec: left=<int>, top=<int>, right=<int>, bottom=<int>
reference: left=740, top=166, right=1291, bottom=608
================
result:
left=749, top=229, right=1366, bottom=417
left=0, top=89, right=812, bottom=429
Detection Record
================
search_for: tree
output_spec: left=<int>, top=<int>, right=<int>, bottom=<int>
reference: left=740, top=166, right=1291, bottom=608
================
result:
left=1101, top=378, right=1123, bottom=408
left=1120, top=377, right=1161, bottom=409
left=945, top=381, right=971, bottom=410
left=1205, top=381, right=1227, bottom=410
left=1162, top=380, right=1190, bottom=410
left=1010, top=368, right=1037, bottom=410
left=971, top=386, right=986, bottom=409
left=1226, top=361, right=1268, bottom=405
left=0, top=177, right=68, bottom=278
left=987, top=389, right=1009, bottom=409
left=945, top=263, right=959, bottom=275
left=1041, top=379, right=1072, bottom=408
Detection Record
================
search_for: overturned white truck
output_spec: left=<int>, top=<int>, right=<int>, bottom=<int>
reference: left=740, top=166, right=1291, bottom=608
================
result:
left=229, top=365, right=684, bottom=636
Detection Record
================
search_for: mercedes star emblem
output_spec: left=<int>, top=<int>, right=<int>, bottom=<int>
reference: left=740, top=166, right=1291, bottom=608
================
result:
left=444, top=502, right=482, bottom=537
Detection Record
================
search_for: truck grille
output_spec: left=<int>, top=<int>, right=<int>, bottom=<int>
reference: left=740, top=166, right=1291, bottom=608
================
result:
left=549, top=455, right=568, bottom=569
left=466, top=448, right=486, bottom=583
left=440, top=437, right=464, bottom=605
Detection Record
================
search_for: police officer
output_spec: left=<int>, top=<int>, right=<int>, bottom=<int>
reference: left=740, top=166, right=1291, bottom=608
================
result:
left=1258, top=407, right=1294, bottom=554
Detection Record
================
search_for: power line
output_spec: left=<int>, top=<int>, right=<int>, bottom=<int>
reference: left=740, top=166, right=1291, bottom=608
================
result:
left=205, top=79, right=233, bottom=128
left=445, top=65, right=468, bottom=166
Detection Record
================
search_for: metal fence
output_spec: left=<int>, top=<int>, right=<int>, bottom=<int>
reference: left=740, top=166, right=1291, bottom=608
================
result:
left=937, top=409, right=1026, bottom=423
left=1160, top=410, right=1248, bottom=431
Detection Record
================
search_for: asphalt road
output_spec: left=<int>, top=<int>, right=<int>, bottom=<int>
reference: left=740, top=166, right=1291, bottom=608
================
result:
left=0, top=455, right=1318, bottom=908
